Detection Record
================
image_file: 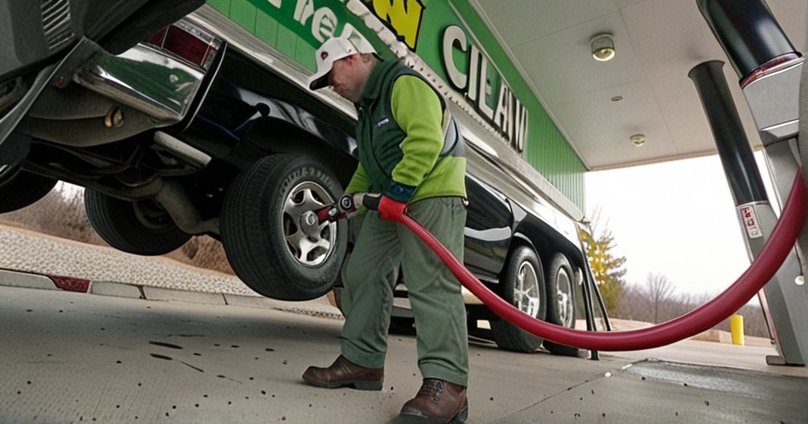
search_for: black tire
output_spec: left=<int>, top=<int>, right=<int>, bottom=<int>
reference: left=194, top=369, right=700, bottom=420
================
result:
left=84, top=188, right=191, bottom=255
left=491, top=245, right=547, bottom=353
left=544, top=253, right=580, bottom=357
left=220, top=154, right=348, bottom=301
left=546, top=253, right=576, bottom=327
left=0, top=168, right=57, bottom=214
left=389, top=283, right=417, bottom=335
left=389, top=315, right=417, bottom=335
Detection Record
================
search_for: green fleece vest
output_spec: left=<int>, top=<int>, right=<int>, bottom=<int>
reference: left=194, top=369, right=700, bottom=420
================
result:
left=352, top=60, right=466, bottom=200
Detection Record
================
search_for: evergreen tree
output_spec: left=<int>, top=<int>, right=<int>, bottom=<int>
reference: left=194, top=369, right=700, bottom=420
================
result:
left=579, top=209, right=627, bottom=313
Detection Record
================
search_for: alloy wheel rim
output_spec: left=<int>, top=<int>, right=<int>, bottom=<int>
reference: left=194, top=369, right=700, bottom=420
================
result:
left=556, top=267, right=574, bottom=327
left=282, top=181, right=337, bottom=267
left=514, top=260, right=541, bottom=318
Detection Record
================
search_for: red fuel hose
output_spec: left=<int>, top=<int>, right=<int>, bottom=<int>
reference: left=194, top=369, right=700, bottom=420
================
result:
left=391, top=172, right=807, bottom=351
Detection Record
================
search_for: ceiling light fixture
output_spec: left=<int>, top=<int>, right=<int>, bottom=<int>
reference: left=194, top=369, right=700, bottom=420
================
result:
left=591, top=34, right=615, bottom=62
left=630, top=134, right=646, bottom=146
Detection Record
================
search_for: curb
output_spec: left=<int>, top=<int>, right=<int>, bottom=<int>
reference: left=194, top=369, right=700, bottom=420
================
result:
left=0, top=268, right=771, bottom=346
left=0, top=267, right=344, bottom=320
left=0, top=268, right=62, bottom=291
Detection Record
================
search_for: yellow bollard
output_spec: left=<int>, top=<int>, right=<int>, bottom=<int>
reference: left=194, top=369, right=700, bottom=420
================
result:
left=730, top=314, right=745, bottom=345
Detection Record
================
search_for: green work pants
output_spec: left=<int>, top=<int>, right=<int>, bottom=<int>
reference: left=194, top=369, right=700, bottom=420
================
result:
left=340, top=197, right=469, bottom=387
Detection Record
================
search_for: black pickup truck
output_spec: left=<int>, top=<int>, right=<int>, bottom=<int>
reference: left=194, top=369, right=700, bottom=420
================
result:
left=1, top=2, right=590, bottom=354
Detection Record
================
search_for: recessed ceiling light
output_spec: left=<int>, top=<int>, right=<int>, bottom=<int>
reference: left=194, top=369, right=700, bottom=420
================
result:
left=611, top=96, right=623, bottom=102
left=630, top=134, right=646, bottom=146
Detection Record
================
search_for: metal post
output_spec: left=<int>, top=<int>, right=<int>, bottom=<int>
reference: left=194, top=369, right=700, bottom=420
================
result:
left=578, top=256, right=599, bottom=360
left=697, top=0, right=808, bottom=367
left=689, top=60, right=807, bottom=366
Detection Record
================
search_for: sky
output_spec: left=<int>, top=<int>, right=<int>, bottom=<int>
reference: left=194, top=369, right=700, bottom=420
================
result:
left=584, top=152, right=777, bottom=300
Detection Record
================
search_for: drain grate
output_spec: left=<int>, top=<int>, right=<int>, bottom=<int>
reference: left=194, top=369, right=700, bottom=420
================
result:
left=621, top=359, right=808, bottom=401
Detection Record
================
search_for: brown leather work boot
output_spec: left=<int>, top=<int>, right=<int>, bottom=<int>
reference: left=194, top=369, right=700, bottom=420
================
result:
left=399, top=379, right=468, bottom=423
left=302, top=355, right=383, bottom=391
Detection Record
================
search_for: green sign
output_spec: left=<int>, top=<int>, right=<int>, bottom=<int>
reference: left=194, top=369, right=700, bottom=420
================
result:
left=207, top=0, right=586, bottom=208
left=243, top=0, right=385, bottom=57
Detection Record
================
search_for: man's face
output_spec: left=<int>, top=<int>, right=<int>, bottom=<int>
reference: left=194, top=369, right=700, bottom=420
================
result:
left=327, top=55, right=363, bottom=102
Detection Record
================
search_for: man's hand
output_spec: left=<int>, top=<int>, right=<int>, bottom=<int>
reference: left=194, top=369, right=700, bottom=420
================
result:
left=377, top=181, right=415, bottom=222
left=378, top=195, right=408, bottom=222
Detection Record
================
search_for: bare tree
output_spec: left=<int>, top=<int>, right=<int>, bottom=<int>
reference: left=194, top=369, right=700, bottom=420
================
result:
left=645, top=273, right=675, bottom=324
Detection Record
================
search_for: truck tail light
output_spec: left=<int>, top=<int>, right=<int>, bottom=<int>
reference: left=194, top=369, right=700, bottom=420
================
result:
left=146, top=20, right=221, bottom=70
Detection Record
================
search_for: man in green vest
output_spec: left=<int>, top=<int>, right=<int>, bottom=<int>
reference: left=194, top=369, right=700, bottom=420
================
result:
left=304, top=36, right=470, bottom=423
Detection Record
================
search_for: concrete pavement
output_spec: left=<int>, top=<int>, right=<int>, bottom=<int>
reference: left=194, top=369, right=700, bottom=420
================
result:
left=1, top=278, right=807, bottom=423
left=0, top=283, right=624, bottom=423
left=1, top=224, right=807, bottom=422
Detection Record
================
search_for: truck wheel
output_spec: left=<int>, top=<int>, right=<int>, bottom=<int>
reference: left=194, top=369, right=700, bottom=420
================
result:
left=221, top=154, right=347, bottom=301
left=84, top=188, right=191, bottom=255
left=543, top=253, right=579, bottom=356
left=0, top=168, right=57, bottom=214
left=491, top=245, right=547, bottom=353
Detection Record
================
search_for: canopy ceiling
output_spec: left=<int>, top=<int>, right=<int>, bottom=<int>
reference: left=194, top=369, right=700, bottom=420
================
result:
left=468, top=0, right=806, bottom=171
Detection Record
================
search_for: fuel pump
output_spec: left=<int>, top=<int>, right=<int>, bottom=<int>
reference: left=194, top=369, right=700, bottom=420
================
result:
left=696, top=0, right=808, bottom=366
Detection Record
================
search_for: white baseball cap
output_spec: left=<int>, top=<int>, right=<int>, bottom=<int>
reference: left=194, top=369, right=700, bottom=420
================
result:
left=308, top=37, right=374, bottom=91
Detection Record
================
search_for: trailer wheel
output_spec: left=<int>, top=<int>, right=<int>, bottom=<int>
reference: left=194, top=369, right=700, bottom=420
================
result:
left=546, top=253, right=576, bottom=328
left=221, top=154, right=347, bottom=301
left=0, top=168, right=57, bottom=214
left=491, top=245, right=546, bottom=353
left=543, top=253, right=580, bottom=356
left=84, top=188, right=191, bottom=255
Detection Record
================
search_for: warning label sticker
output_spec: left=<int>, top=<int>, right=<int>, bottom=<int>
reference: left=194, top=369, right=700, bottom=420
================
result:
left=739, top=205, right=763, bottom=239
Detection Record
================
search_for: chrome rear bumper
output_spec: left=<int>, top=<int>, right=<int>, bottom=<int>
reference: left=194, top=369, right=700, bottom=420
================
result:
left=73, top=40, right=206, bottom=124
